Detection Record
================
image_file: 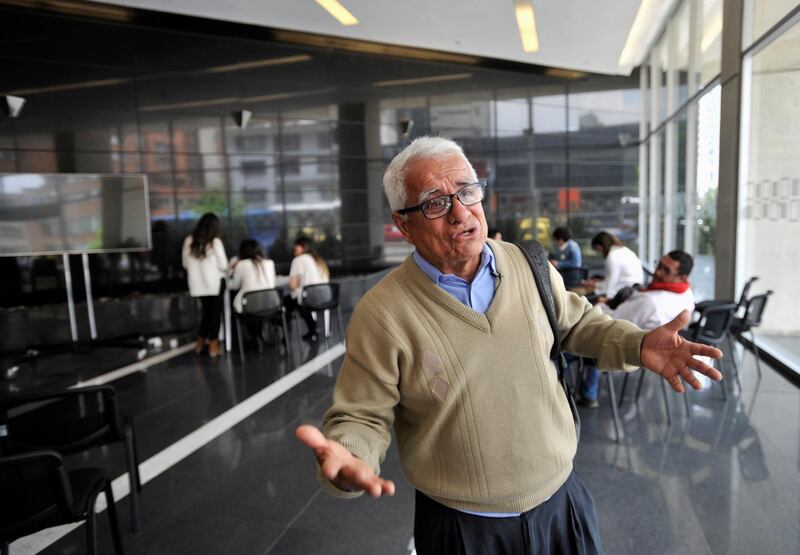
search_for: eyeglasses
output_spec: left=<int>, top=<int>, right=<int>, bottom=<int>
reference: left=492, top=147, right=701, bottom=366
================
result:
left=395, top=181, right=486, bottom=220
left=655, top=260, right=677, bottom=275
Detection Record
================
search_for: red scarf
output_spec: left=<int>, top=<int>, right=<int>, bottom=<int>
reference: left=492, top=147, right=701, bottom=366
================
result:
left=645, top=281, right=690, bottom=294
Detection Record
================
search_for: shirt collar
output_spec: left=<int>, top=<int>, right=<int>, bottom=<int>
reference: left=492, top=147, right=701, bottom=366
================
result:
left=413, top=243, right=498, bottom=284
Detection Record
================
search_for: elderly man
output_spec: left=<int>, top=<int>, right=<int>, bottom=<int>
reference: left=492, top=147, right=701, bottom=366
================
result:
left=296, top=137, right=721, bottom=554
left=578, top=250, right=698, bottom=407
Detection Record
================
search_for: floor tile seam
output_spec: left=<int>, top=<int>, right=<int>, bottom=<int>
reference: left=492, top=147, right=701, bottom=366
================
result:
left=261, top=489, right=323, bottom=555
left=10, top=343, right=346, bottom=555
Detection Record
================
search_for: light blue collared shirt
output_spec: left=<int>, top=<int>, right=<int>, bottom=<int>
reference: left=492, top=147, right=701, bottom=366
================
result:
left=412, top=244, right=498, bottom=314
left=412, top=244, right=519, bottom=518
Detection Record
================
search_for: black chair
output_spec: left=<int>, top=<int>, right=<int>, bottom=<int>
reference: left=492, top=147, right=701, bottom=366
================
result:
left=0, top=385, right=142, bottom=532
left=695, top=276, right=759, bottom=316
left=558, top=267, right=584, bottom=288
left=567, top=357, right=624, bottom=442
left=299, top=283, right=345, bottom=342
left=682, top=302, right=737, bottom=400
left=235, top=288, right=291, bottom=362
left=728, top=291, right=773, bottom=380
left=0, top=451, right=124, bottom=555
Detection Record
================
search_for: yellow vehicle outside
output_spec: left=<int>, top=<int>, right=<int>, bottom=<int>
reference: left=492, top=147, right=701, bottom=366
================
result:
left=519, top=217, right=551, bottom=247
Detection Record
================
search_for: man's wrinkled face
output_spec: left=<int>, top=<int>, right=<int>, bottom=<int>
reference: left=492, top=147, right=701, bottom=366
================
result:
left=392, top=154, right=488, bottom=278
left=654, top=254, right=686, bottom=284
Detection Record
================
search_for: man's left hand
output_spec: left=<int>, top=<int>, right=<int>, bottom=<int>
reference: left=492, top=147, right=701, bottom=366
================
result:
left=640, top=309, right=723, bottom=393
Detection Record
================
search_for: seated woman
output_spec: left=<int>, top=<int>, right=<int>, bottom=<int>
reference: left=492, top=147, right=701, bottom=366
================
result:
left=286, top=235, right=330, bottom=342
left=230, top=239, right=276, bottom=339
left=589, top=231, right=643, bottom=300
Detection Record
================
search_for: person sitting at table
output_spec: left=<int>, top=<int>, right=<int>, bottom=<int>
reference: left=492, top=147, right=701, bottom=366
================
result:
left=577, top=250, right=696, bottom=407
left=551, top=226, right=582, bottom=287
left=230, top=238, right=277, bottom=342
left=230, top=238, right=276, bottom=314
left=286, top=235, right=330, bottom=342
left=585, top=231, right=643, bottom=301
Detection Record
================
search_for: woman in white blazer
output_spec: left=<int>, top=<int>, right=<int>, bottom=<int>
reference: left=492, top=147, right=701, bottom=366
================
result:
left=182, top=213, right=228, bottom=356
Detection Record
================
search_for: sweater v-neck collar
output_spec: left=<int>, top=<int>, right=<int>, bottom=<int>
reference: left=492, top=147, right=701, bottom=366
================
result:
left=401, top=240, right=510, bottom=332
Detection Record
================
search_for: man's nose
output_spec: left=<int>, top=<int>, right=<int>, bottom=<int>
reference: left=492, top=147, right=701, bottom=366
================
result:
left=447, top=194, right=470, bottom=222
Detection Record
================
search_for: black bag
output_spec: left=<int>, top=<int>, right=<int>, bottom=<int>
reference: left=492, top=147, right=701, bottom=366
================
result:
left=515, top=241, right=581, bottom=441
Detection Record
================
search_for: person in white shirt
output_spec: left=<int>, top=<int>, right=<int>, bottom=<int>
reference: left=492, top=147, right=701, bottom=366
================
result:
left=182, top=213, right=228, bottom=357
left=578, top=250, right=696, bottom=406
left=230, top=238, right=276, bottom=313
left=588, top=231, right=644, bottom=300
left=286, top=235, right=330, bottom=341
left=230, top=238, right=276, bottom=342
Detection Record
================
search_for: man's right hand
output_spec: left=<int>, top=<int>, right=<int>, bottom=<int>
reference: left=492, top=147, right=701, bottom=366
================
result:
left=295, top=425, right=396, bottom=498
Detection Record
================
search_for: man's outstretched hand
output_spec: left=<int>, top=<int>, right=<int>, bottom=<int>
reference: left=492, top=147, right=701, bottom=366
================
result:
left=295, top=425, right=395, bottom=498
left=640, top=309, right=724, bottom=393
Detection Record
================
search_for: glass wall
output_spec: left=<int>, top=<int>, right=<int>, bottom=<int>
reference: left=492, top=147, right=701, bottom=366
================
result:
left=639, top=0, right=722, bottom=299
left=739, top=4, right=800, bottom=371
left=640, top=0, right=800, bottom=370
left=0, top=4, right=639, bottom=315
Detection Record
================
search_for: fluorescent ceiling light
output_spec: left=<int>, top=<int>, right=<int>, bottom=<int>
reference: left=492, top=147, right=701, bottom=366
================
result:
left=206, top=55, right=312, bottom=73
left=618, top=0, right=662, bottom=68
left=315, top=0, right=358, bottom=26
left=373, top=73, right=472, bottom=87
left=141, top=88, right=334, bottom=112
left=10, top=78, right=128, bottom=96
left=514, top=0, right=540, bottom=53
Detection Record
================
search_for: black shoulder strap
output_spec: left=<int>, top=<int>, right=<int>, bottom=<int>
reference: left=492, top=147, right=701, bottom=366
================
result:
left=514, top=241, right=560, bottom=361
left=514, top=241, right=581, bottom=440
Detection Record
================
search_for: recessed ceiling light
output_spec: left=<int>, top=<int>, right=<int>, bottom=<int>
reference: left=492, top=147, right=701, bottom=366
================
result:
left=315, top=0, right=359, bottom=26
left=514, top=0, right=540, bottom=53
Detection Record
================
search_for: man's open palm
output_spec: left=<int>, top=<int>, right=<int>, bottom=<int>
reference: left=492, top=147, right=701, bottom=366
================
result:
left=295, top=425, right=395, bottom=498
left=641, top=309, right=723, bottom=393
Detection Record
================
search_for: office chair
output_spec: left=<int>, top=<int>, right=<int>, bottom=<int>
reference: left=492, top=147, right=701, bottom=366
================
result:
left=0, top=450, right=124, bottom=555
left=683, top=302, right=738, bottom=400
left=0, top=385, right=143, bottom=532
left=299, top=283, right=345, bottom=343
left=728, top=290, right=773, bottom=380
left=235, top=288, right=291, bottom=362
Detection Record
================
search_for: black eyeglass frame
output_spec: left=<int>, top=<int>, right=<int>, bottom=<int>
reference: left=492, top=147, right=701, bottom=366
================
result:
left=395, top=180, right=487, bottom=219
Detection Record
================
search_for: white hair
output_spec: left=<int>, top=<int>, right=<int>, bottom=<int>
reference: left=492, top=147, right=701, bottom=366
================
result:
left=382, top=136, right=477, bottom=213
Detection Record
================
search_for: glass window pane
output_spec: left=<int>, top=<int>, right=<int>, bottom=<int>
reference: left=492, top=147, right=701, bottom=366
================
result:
left=744, top=0, right=800, bottom=48
left=741, top=20, right=800, bottom=371
left=675, top=1, right=691, bottom=106
left=699, top=0, right=724, bottom=87
left=674, top=109, right=688, bottom=251
left=694, top=84, right=720, bottom=302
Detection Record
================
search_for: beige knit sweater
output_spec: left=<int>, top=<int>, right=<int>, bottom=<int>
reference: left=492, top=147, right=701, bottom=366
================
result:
left=321, top=239, right=646, bottom=513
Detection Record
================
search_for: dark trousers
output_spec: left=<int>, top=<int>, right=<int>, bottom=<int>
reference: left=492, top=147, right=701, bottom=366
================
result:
left=284, top=296, right=317, bottom=334
left=198, top=293, right=223, bottom=339
left=414, top=471, right=603, bottom=555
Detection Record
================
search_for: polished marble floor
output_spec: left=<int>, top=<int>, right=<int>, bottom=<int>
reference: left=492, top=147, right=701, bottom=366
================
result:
left=7, top=324, right=799, bottom=555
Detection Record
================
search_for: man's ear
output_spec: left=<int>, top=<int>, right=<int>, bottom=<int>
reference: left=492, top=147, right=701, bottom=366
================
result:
left=392, top=213, right=414, bottom=244
left=677, top=274, right=689, bottom=283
